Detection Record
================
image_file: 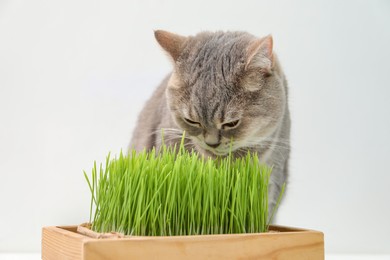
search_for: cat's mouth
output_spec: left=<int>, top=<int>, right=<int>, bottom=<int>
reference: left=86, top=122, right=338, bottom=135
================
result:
left=196, top=143, right=230, bottom=157
left=210, top=149, right=229, bottom=156
left=200, top=148, right=228, bottom=158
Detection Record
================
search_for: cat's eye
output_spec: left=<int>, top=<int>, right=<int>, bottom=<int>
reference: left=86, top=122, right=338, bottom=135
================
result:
left=222, top=120, right=240, bottom=129
left=184, top=118, right=201, bottom=127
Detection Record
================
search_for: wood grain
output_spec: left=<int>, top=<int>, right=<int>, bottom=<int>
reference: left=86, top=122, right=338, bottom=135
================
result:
left=41, top=226, right=92, bottom=260
left=42, top=225, right=324, bottom=260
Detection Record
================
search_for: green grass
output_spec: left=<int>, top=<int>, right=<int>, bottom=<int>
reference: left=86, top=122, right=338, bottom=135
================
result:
left=84, top=135, right=277, bottom=236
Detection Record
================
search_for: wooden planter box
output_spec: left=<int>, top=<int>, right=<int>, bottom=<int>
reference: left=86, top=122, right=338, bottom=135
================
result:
left=42, top=225, right=324, bottom=259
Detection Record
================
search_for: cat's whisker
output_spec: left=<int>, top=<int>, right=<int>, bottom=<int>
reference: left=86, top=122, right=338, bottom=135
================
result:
left=233, top=143, right=288, bottom=168
left=243, top=140, right=290, bottom=149
left=246, top=137, right=291, bottom=145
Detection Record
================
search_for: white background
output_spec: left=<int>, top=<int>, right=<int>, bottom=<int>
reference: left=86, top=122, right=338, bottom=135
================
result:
left=0, top=0, right=389, bottom=255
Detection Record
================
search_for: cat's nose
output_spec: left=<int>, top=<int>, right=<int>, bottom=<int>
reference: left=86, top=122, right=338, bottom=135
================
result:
left=205, top=142, right=221, bottom=148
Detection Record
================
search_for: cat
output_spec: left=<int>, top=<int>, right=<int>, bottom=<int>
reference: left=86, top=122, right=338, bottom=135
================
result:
left=130, top=30, right=290, bottom=217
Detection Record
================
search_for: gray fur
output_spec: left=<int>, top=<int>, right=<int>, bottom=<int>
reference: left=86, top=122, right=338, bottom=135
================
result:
left=130, top=31, right=290, bottom=218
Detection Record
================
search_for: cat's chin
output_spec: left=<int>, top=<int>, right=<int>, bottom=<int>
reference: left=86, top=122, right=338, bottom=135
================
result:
left=211, top=150, right=229, bottom=156
left=204, top=150, right=228, bottom=158
left=194, top=145, right=230, bottom=158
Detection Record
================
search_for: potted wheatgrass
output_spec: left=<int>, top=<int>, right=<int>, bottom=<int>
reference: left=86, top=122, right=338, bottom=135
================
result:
left=42, top=135, right=324, bottom=260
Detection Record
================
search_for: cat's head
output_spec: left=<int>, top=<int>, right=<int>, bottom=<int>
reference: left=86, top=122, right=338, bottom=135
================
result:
left=155, top=30, right=286, bottom=157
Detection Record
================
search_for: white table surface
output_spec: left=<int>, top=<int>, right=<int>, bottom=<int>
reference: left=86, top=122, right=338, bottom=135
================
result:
left=1, top=253, right=389, bottom=260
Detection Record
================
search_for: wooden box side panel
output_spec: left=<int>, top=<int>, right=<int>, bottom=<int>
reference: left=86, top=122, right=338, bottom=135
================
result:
left=83, top=231, right=324, bottom=260
left=42, top=226, right=91, bottom=260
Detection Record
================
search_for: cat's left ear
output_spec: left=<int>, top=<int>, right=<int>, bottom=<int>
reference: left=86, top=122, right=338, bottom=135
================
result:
left=154, top=30, right=187, bottom=62
left=245, top=35, right=274, bottom=74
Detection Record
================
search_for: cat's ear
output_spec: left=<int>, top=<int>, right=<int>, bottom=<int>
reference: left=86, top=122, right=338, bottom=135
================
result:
left=245, top=35, right=273, bottom=74
left=154, top=30, right=187, bottom=62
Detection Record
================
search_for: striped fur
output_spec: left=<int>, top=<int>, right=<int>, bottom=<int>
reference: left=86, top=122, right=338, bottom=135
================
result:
left=130, top=31, right=290, bottom=217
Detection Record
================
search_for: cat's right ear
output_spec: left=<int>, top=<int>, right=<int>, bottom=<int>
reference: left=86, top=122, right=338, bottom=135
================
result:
left=154, top=30, right=187, bottom=62
left=245, top=35, right=274, bottom=75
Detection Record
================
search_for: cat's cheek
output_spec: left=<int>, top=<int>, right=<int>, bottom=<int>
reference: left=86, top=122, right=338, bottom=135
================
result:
left=221, top=129, right=241, bottom=145
left=186, top=128, right=203, bottom=137
left=250, top=119, right=279, bottom=139
left=174, top=118, right=202, bottom=137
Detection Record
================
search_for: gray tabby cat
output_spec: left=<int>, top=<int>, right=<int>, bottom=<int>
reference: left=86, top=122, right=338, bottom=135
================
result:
left=131, top=30, right=290, bottom=216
